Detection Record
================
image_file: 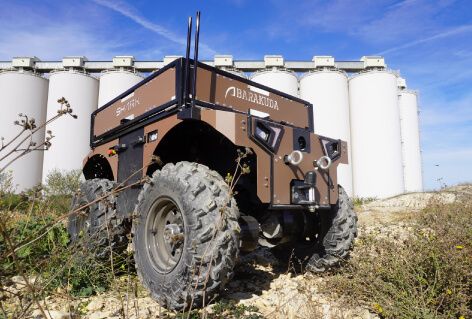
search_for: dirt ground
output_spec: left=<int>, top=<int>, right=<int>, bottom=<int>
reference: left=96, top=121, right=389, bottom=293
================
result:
left=21, top=185, right=472, bottom=319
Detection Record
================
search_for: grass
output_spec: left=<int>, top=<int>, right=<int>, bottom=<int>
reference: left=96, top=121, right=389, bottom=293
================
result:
left=322, top=194, right=472, bottom=319
left=1, top=171, right=471, bottom=318
left=0, top=171, right=263, bottom=319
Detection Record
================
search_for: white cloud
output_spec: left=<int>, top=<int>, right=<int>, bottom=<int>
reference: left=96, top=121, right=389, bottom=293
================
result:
left=377, top=25, right=472, bottom=55
left=93, top=0, right=216, bottom=57
left=0, top=25, right=124, bottom=60
left=0, top=3, right=131, bottom=60
left=299, top=0, right=385, bottom=33
left=421, top=94, right=472, bottom=126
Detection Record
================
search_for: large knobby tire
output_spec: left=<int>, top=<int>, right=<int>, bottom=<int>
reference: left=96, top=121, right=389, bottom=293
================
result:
left=271, top=186, right=357, bottom=272
left=306, top=185, right=358, bottom=272
left=132, top=162, right=240, bottom=310
left=69, top=178, right=129, bottom=259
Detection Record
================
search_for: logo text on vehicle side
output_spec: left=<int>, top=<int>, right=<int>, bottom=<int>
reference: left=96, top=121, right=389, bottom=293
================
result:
left=225, top=86, right=279, bottom=110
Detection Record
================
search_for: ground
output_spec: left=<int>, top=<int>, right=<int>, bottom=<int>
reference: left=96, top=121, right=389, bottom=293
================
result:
left=3, top=185, right=471, bottom=319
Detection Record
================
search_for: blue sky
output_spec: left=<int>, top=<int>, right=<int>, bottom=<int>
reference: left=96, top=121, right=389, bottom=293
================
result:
left=1, top=0, right=471, bottom=190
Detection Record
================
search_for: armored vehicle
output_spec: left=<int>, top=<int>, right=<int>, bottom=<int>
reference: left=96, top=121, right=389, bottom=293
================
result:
left=69, top=12, right=357, bottom=310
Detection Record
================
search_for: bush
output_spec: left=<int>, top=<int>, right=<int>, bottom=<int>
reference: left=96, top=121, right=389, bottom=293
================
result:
left=0, top=209, right=124, bottom=298
left=324, top=198, right=472, bottom=319
left=44, top=169, right=82, bottom=197
left=0, top=185, right=130, bottom=306
left=0, top=171, right=14, bottom=193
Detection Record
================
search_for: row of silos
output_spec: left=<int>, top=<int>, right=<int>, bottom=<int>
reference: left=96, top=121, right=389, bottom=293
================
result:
left=247, top=56, right=422, bottom=198
left=1, top=55, right=422, bottom=199
left=0, top=57, right=143, bottom=191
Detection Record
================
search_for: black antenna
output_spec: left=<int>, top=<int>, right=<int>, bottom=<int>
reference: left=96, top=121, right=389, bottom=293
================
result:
left=191, top=11, right=201, bottom=108
left=183, top=16, right=192, bottom=106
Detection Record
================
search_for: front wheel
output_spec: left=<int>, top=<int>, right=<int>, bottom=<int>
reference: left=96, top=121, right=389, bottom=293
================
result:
left=132, top=162, right=240, bottom=310
left=271, top=186, right=357, bottom=272
left=307, top=185, right=358, bottom=272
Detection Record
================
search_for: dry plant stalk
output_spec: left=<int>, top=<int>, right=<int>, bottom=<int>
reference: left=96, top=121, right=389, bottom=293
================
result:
left=1, top=120, right=256, bottom=319
left=0, top=97, right=76, bottom=174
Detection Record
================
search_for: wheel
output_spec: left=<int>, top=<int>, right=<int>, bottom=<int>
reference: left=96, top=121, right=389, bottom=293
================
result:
left=307, top=185, right=357, bottom=272
left=271, top=186, right=357, bottom=272
left=132, top=162, right=240, bottom=310
left=69, top=178, right=129, bottom=259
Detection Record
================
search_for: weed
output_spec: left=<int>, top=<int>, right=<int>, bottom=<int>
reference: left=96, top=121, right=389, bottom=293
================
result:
left=323, top=196, right=472, bottom=319
left=352, top=197, right=377, bottom=207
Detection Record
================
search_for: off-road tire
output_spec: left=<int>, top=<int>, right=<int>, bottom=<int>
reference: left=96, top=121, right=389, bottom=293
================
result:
left=306, top=185, right=357, bottom=272
left=69, top=178, right=129, bottom=259
left=132, top=161, right=240, bottom=310
left=271, top=186, right=357, bottom=272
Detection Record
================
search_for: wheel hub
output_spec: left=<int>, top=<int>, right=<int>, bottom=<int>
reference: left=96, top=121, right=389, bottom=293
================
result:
left=164, top=224, right=184, bottom=245
left=145, top=196, right=185, bottom=274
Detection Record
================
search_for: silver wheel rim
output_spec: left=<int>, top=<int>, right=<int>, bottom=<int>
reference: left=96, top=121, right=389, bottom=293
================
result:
left=145, top=196, right=185, bottom=274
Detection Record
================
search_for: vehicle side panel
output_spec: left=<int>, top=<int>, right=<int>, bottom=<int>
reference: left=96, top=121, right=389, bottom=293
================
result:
left=93, top=67, right=177, bottom=137
left=195, top=67, right=311, bottom=130
left=142, top=116, right=183, bottom=168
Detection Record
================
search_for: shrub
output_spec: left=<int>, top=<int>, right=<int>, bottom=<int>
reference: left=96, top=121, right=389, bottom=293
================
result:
left=44, top=169, right=82, bottom=197
left=0, top=186, right=130, bottom=305
left=0, top=171, right=14, bottom=193
left=324, top=198, right=472, bottom=319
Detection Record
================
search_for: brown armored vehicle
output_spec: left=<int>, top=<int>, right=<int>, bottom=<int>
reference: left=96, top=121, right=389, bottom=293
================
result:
left=69, top=12, right=357, bottom=310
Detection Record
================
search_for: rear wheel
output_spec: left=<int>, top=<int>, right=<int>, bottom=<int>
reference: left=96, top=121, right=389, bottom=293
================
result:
left=68, top=178, right=129, bottom=259
left=271, top=186, right=357, bottom=272
left=132, top=161, right=240, bottom=310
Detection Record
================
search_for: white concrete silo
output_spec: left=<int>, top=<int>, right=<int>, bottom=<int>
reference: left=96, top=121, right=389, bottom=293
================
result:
left=98, top=71, right=143, bottom=107
left=399, top=89, right=423, bottom=192
left=0, top=58, right=48, bottom=191
left=299, top=57, right=353, bottom=196
left=98, top=56, right=144, bottom=107
left=42, top=57, right=99, bottom=181
left=250, top=56, right=298, bottom=97
left=349, top=70, right=404, bottom=198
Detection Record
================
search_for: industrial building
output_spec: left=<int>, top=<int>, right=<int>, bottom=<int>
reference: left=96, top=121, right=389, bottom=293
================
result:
left=0, top=55, right=423, bottom=198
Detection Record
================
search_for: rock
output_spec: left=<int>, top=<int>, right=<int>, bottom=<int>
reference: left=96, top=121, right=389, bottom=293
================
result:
left=32, top=309, right=73, bottom=319
left=363, top=191, right=458, bottom=213
left=226, top=292, right=253, bottom=300
left=86, top=299, right=105, bottom=312
left=11, top=275, right=37, bottom=287
left=87, top=311, right=110, bottom=319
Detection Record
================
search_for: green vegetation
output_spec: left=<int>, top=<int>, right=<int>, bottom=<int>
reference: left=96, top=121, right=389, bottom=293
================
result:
left=324, top=197, right=472, bottom=319
left=44, top=169, right=81, bottom=197
left=0, top=170, right=132, bottom=319
left=352, top=196, right=377, bottom=208
left=0, top=193, right=123, bottom=300
left=2, top=170, right=470, bottom=318
left=0, top=170, right=261, bottom=318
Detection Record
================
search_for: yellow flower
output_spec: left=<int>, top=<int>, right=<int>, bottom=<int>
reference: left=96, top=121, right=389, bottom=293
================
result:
left=458, top=316, right=465, bottom=319
left=446, top=289, right=452, bottom=295
left=373, top=303, right=383, bottom=314
left=455, top=245, right=464, bottom=250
